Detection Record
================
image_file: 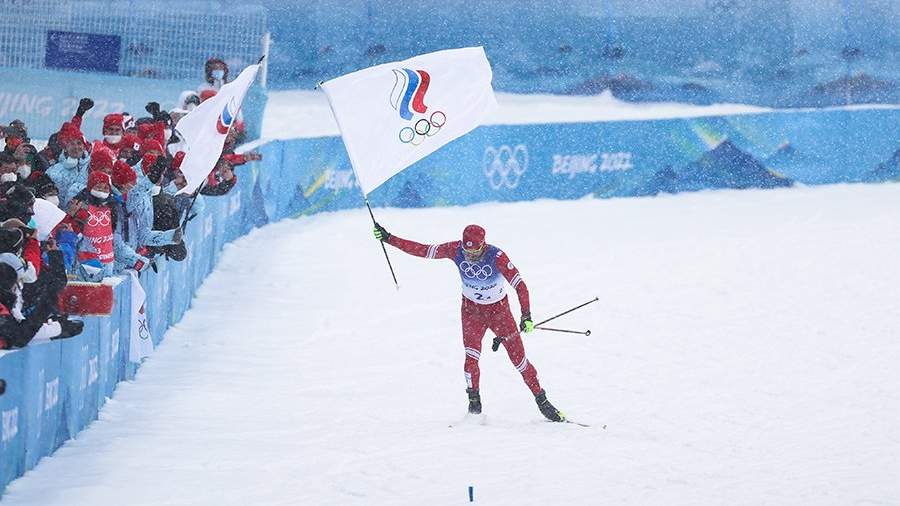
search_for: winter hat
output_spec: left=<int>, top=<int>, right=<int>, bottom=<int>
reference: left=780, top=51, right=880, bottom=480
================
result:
left=87, top=171, right=112, bottom=191
left=120, top=133, right=142, bottom=153
left=112, top=160, right=136, bottom=187
left=136, top=121, right=166, bottom=145
left=462, top=224, right=486, bottom=251
left=102, top=113, right=124, bottom=132
left=141, top=153, right=158, bottom=175
left=89, top=147, right=115, bottom=173
left=199, top=89, right=217, bottom=102
left=57, top=122, right=84, bottom=147
left=140, top=138, right=164, bottom=155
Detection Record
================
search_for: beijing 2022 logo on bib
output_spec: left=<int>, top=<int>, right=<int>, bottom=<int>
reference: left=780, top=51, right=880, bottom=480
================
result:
left=389, top=68, right=446, bottom=146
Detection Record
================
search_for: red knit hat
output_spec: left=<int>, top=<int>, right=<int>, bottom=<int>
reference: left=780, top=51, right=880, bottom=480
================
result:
left=102, top=113, right=124, bottom=132
left=140, top=138, right=164, bottom=155
left=89, top=147, right=115, bottom=173
left=136, top=122, right=156, bottom=141
left=141, top=152, right=158, bottom=175
left=120, top=133, right=142, bottom=153
left=200, top=89, right=217, bottom=102
left=462, top=224, right=486, bottom=251
left=87, top=171, right=112, bottom=191
left=112, top=160, right=136, bottom=187
left=57, top=122, right=84, bottom=147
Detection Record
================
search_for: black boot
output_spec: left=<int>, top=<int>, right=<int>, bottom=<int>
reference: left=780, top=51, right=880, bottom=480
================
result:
left=535, top=389, right=566, bottom=422
left=466, top=388, right=482, bottom=415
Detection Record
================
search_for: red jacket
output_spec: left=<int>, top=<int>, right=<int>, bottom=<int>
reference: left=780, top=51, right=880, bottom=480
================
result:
left=386, top=234, right=531, bottom=314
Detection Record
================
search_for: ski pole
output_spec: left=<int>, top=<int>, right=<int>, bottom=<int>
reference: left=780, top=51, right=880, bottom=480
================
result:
left=492, top=297, right=599, bottom=351
left=536, top=326, right=591, bottom=336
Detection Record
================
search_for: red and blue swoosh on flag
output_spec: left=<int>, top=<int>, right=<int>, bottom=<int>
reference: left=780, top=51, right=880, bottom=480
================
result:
left=216, top=97, right=239, bottom=134
left=389, top=68, right=431, bottom=120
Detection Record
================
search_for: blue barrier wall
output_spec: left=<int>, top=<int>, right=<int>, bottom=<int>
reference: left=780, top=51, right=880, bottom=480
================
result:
left=1, top=106, right=898, bottom=495
left=0, top=67, right=267, bottom=141
left=266, top=107, right=900, bottom=216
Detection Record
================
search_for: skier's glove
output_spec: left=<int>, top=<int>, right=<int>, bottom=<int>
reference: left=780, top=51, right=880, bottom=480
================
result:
left=75, top=98, right=94, bottom=117
left=520, top=314, right=534, bottom=333
left=373, top=222, right=390, bottom=242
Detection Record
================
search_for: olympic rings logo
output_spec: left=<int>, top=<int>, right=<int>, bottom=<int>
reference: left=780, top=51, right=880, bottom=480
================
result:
left=482, top=144, right=528, bottom=190
left=459, top=261, right=493, bottom=281
left=398, top=110, right=447, bottom=146
left=86, top=209, right=111, bottom=227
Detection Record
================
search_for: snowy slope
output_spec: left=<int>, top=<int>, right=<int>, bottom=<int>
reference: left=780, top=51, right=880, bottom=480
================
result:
left=4, top=184, right=900, bottom=505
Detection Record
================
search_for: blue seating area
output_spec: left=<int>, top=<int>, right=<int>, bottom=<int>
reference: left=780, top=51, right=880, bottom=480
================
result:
left=261, top=0, right=899, bottom=106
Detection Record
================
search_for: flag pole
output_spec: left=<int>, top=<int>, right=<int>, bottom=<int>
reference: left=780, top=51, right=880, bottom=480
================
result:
left=319, top=80, right=399, bottom=290
left=364, top=198, right=399, bottom=289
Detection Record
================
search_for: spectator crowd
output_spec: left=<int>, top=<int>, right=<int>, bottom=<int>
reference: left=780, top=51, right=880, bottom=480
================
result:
left=0, top=58, right=261, bottom=352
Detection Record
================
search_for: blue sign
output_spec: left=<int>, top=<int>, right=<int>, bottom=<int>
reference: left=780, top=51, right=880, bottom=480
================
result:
left=45, top=31, right=121, bottom=74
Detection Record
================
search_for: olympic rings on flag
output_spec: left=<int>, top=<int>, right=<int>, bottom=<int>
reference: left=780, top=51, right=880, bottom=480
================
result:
left=398, top=110, right=446, bottom=145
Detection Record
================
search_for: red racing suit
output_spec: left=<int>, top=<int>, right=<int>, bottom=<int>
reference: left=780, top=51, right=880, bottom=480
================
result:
left=386, top=234, right=542, bottom=395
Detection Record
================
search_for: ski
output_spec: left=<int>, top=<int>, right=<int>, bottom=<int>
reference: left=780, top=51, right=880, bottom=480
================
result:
left=548, top=419, right=601, bottom=428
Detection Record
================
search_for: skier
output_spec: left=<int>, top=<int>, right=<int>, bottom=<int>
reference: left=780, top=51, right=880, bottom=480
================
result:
left=373, top=222, right=566, bottom=422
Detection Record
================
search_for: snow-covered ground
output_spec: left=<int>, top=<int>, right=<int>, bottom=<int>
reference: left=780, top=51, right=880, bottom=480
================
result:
left=4, top=184, right=900, bottom=505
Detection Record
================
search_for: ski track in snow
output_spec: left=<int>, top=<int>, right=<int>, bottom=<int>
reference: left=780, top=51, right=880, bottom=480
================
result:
left=4, top=184, right=900, bottom=505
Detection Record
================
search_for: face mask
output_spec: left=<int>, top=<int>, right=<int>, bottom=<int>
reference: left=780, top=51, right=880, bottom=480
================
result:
left=105, top=134, right=122, bottom=144
left=211, top=69, right=225, bottom=81
left=0, top=173, right=17, bottom=183
left=27, top=217, right=37, bottom=229
left=185, top=103, right=197, bottom=111
left=44, top=195, right=59, bottom=207
left=16, top=165, right=31, bottom=179
left=164, top=129, right=172, bottom=140
left=150, top=185, right=161, bottom=196
left=90, top=189, right=110, bottom=200
left=164, top=182, right=178, bottom=194
left=63, top=157, right=78, bottom=169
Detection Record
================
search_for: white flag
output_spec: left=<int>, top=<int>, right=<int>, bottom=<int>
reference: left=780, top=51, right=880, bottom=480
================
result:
left=320, top=47, right=497, bottom=195
left=127, top=270, right=153, bottom=363
left=175, top=63, right=260, bottom=195
left=32, top=198, right=66, bottom=241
